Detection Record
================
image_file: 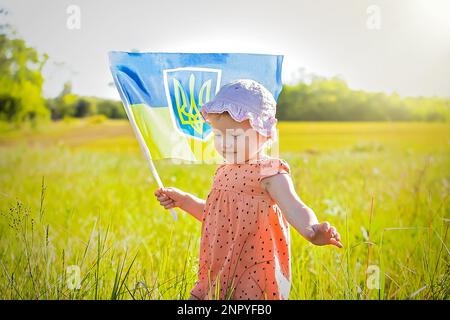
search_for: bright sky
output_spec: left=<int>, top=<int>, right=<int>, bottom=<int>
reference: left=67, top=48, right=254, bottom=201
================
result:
left=1, top=0, right=449, bottom=99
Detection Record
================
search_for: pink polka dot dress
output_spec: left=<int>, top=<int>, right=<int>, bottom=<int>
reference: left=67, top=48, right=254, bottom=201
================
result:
left=190, top=158, right=292, bottom=300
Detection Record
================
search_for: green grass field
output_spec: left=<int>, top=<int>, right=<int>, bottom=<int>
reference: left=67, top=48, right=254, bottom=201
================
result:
left=0, top=119, right=449, bottom=299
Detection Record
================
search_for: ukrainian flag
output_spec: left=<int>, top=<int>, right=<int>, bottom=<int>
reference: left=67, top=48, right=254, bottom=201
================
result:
left=109, top=52, right=283, bottom=163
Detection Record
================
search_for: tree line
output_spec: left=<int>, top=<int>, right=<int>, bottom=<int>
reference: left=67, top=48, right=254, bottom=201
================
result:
left=46, top=82, right=125, bottom=120
left=277, top=77, right=449, bottom=122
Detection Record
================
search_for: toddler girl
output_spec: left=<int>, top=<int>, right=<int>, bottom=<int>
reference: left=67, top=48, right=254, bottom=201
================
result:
left=154, top=79, right=342, bottom=300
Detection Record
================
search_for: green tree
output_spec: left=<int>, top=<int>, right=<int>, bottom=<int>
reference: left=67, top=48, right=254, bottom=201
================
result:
left=47, top=82, right=77, bottom=119
left=0, top=13, right=49, bottom=125
left=96, top=99, right=126, bottom=119
left=74, top=98, right=96, bottom=118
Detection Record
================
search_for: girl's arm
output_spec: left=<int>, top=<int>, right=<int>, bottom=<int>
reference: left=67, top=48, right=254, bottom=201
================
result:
left=181, top=192, right=206, bottom=221
left=154, top=187, right=206, bottom=222
left=261, top=174, right=343, bottom=248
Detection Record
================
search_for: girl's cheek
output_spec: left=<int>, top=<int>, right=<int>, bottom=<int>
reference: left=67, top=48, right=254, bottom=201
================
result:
left=236, top=139, right=248, bottom=153
left=245, top=134, right=264, bottom=155
left=214, top=136, right=230, bottom=153
left=218, top=135, right=236, bottom=151
left=214, top=138, right=222, bottom=152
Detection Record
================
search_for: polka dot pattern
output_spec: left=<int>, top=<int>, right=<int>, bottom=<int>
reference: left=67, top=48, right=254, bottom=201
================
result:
left=190, top=158, right=292, bottom=300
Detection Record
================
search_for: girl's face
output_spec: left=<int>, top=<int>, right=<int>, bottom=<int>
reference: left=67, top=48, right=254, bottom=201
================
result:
left=206, top=112, right=269, bottom=164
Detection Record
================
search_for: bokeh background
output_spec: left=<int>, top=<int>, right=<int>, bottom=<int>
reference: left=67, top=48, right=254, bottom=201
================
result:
left=0, top=0, right=449, bottom=299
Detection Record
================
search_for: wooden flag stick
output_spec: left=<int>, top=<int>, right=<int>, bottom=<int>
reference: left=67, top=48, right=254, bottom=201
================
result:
left=111, top=73, right=178, bottom=221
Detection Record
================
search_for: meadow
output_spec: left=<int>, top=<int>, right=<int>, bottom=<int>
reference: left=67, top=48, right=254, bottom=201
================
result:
left=0, top=119, right=448, bottom=299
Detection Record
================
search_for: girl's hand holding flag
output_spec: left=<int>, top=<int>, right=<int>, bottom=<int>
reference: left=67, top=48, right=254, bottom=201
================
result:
left=154, top=187, right=206, bottom=222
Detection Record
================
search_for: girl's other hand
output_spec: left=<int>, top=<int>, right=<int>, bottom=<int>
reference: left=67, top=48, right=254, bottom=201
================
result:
left=154, top=187, right=187, bottom=210
left=306, top=222, right=343, bottom=248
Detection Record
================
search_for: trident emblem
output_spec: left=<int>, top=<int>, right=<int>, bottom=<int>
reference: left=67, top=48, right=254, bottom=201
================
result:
left=163, top=67, right=222, bottom=141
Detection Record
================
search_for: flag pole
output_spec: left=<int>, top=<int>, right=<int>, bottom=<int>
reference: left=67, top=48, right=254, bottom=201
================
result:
left=136, top=130, right=178, bottom=222
left=111, top=72, right=178, bottom=222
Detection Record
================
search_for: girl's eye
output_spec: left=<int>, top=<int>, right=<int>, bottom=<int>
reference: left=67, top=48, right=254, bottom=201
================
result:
left=212, top=129, right=241, bottom=138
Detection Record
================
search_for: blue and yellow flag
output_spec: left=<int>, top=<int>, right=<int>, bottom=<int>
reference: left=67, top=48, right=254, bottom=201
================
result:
left=109, top=52, right=283, bottom=163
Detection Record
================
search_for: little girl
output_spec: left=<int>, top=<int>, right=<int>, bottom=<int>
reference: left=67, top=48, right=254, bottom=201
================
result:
left=154, top=79, right=342, bottom=300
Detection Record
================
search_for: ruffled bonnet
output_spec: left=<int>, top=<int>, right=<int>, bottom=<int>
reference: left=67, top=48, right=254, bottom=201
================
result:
left=199, top=79, right=278, bottom=138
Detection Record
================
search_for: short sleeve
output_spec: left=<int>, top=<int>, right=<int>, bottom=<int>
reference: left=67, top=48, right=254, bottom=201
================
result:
left=257, top=159, right=291, bottom=182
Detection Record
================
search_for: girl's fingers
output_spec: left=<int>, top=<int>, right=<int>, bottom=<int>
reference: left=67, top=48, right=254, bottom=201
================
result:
left=155, top=187, right=180, bottom=209
left=157, top=195, right=169, bottom=201
left=319, top=222, right=330, bottom=233
left=161, top=188, right=179, bottom=200
left=329, top=238, right=343, bottom=248
left=328, top=226, right=341, bottom=242
left=160, top=199, right=173, bottom=206
left=329, top=226, right=337, bottom=238
left=335, top=231, right=341, bottom=242
left=164, top=202, right=175, bottom=209
left=310, top=223, right=342, bottom=247
left=155, top=188, right=175, bottom=199
left=155, top=190, right=167, bottom=200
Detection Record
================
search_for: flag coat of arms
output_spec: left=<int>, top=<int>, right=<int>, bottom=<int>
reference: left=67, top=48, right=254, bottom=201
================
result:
left=109, top=52, right=284, bottom=163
